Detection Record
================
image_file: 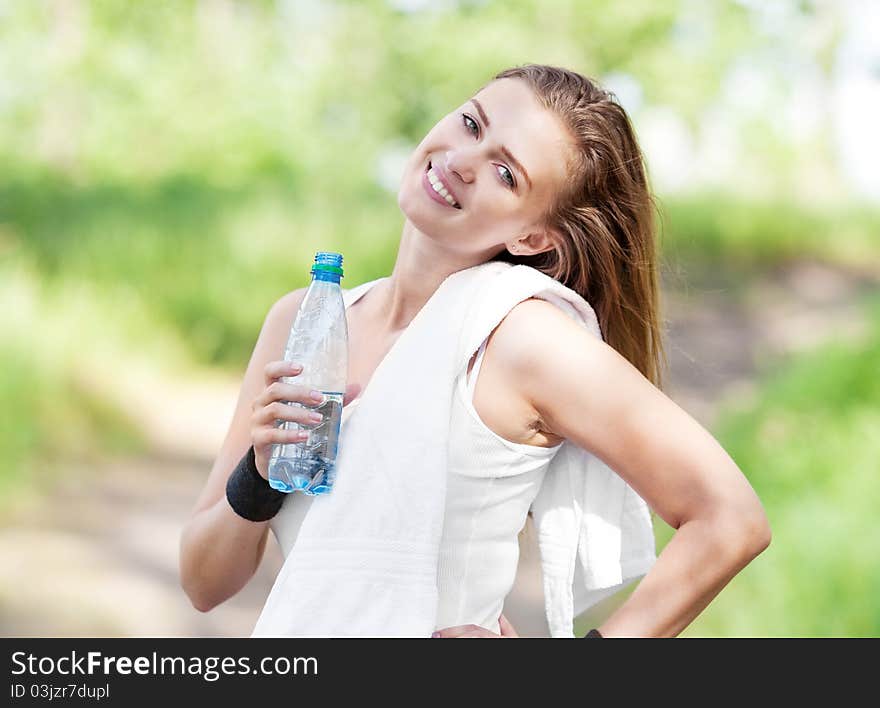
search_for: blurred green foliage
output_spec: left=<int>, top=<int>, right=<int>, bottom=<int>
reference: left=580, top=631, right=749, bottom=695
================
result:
left=0, top=340, right=143, bottom=508
left=661, top=194, right=880, bottom=274
left=680, top=296, right=880, bottom=636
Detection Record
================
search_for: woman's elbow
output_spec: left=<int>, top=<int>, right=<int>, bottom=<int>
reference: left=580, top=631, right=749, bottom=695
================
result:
left=179, top=528, right=220, bottom=613
left=184, top=588, right=215, bottom=614
left=735, top=506, right=772, bottom=560
left=179, top=559, right=215, bottom=613
left=190, top=594, right=219, bottom=614
left=180, top=563, right=225, bottom=613
left=749, top=511, right=772, bottom=554
left=701, top=503, right=771, bottom=561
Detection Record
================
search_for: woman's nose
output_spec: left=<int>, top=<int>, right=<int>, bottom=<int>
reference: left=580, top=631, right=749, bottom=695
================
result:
left=444, top=150, right=475, bottom=183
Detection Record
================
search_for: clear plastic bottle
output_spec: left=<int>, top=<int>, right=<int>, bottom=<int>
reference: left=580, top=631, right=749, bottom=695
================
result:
left=268, top=251, right=348, bottom=495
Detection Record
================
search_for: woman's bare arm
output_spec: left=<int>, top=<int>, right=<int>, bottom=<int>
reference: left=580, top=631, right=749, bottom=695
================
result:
left=178, top=288, right=305, bottom=612
left=495, top=298, right=772, bottom=637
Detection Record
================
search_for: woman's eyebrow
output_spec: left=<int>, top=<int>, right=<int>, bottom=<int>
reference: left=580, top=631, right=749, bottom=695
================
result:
left=470, top=98, right=532, bottom=191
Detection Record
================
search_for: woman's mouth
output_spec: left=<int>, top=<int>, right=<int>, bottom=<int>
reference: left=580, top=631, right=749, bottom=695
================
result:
left=423, top=161, right=461, bottom=209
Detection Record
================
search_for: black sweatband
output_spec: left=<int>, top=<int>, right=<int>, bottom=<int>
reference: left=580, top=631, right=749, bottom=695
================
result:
left=225, top=445, right=286, bottom=522
left=583, top=628, right=604, bottom=638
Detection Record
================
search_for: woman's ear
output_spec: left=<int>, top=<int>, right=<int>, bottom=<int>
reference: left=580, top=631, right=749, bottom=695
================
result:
left=512, top=227, right=561, bottom=257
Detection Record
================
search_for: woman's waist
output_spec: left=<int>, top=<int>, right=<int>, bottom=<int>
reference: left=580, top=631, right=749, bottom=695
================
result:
left=435, top=539, right=518, bottom=634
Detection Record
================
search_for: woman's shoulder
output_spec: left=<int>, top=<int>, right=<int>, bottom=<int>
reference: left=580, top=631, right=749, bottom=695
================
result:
left=272, top=288, right=308, bottom=310
left=256, top=288, right=309, bottom=348
left=479, top=297, right=599, bottom=443
left=458, top=297, right=569, bottom=448
left=488, top=296, right=592, bottom=371
left=487, top=265, right=601, bottom=332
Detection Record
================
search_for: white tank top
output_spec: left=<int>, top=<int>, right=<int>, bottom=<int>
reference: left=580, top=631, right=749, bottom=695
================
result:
left=268, top=278, right=563, bottom=636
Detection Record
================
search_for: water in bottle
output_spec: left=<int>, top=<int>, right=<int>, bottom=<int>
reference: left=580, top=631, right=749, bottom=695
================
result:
left=268, top=251, right=348, bottom=495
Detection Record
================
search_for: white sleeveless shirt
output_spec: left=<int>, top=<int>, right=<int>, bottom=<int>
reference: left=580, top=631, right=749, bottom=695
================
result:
left=268, top=277, right=563, bottom=636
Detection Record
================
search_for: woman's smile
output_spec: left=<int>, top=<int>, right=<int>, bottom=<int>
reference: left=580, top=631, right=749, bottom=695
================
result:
left=422, top=161, right=461, bottom=210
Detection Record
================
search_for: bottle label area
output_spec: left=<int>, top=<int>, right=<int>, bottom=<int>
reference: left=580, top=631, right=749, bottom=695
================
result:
left=268, top=391, right=344, bottom=495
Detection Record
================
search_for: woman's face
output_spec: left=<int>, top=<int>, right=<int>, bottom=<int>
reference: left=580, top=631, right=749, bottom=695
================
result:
left=397, top=77, right=574, bottom=258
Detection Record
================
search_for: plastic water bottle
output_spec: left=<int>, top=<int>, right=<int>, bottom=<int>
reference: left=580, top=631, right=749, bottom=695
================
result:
left=268, top=251, right=348, bottom=495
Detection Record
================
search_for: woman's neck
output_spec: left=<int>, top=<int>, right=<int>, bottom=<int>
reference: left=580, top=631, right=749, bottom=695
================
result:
left=370, top=221, right=490, bottom=333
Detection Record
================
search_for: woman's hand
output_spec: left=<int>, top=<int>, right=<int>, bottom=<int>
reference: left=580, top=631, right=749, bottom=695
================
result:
left=251, top=360, right=361, bottom=480
left=432, top=613, right=519, bottom=638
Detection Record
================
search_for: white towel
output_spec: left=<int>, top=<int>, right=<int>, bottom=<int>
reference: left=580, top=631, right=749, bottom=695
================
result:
left=251, top=261, right=656, bottom=638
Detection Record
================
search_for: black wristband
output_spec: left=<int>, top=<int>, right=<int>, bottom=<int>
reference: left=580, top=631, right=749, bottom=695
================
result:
left=583, top=628, right=604, bottom=638
left=225, top=446, right=287, bottom=522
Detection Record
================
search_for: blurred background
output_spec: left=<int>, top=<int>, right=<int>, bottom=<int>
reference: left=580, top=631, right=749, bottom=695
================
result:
left=1, top=0, right=877, bottom=638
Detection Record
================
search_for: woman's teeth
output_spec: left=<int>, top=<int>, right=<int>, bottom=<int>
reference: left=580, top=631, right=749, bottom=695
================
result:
left=427, top=167, right=460, bottom=208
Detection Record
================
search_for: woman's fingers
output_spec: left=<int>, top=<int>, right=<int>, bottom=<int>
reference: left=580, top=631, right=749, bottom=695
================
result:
left=498, top=613, right=519, bottom=637
left=263, top=360, right=361, bottom=408
left=433, top=624, right=485, bottom=638
left=263, top=360, right=302, bottom=388
left=253, top=381, right=323, bottom=412
left=253, top=400, right=324, bottom=429
left=253, top=425, right=309, bottom=449
left=251, top=360, right=317, bottom=479
left=254, top=380, right=321, bottom=411
left=432, top=617, right=516, bottom=638
left=252, top=361, right=361, bottom=481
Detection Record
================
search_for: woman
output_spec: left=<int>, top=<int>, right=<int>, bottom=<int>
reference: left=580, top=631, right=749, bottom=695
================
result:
left=179, top=64, right=771, bottom=638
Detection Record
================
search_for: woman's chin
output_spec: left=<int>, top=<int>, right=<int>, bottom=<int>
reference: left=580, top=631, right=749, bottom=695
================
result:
left=397, top=186, right=434, bottom=225
left=396, top=185, right=410, bottom=213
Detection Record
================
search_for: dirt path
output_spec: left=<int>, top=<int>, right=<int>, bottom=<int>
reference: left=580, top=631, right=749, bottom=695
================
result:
left=1, top=261, right=876, bottom=637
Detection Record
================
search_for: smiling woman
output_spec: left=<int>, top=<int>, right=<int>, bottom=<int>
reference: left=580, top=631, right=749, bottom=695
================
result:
left=180, top=63, right=771, bottom=639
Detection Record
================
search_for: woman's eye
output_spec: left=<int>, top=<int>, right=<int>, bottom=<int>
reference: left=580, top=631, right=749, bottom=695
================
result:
left=462, top=113, right=479, bottom=136
left=497, top=165, right=515, bottom=188
left=462, top=113, right=515, bottom=190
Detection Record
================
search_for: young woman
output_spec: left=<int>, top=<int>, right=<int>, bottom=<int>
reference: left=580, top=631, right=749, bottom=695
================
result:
left=179, top=64, right=771, bottom=638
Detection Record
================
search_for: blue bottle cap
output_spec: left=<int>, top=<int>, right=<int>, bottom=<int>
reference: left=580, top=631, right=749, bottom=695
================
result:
left=311, top=251, right=344, bottom=277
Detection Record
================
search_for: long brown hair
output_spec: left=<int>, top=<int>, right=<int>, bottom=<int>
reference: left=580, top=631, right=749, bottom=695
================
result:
left=487, top=64, right=666, bottom=389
